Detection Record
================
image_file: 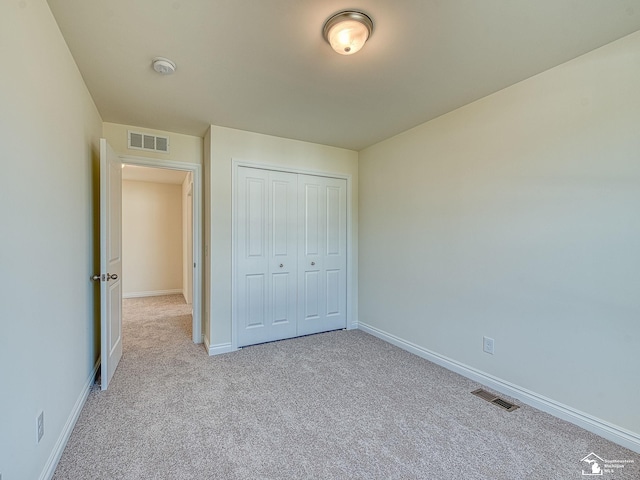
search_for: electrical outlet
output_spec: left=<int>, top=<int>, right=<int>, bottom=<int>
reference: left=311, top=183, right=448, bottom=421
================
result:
left=483, top=336, right=495, bottom=355
left=37, top=411, right=44, bottom=443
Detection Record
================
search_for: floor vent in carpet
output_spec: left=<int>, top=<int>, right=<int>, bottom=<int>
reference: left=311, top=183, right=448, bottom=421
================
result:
left=471, top=389, right=520, bottom=412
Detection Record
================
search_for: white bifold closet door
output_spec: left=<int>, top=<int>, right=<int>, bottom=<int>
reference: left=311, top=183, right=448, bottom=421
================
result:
left=297, top=174, right=347, bottom=336
left=237, top=168, right=298, bottom=346
left=236, top=167, right=346, bottom=347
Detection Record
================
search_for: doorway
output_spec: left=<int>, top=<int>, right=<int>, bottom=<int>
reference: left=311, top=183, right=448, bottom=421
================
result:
left=120, top=156, right=203, bottom=344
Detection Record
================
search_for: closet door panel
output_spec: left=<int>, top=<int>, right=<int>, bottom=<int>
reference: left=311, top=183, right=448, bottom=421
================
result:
left=302, top=183, right=321, bottom=257
left=303, top=270, right=320, bottom=320
left=271, top=179, right=291, bottom=256
left=245, top=274, right=266, bottom=328
left=268, top=171, right=298, bottom=334
left=325, top=269, right=341, bottom=316
left=237, top=168, right=297, bottom=346
left=326, top=185, right=341, bottom=255
left=298, top=176, right=324, bottom=335
left=271, top=272, right=290, bottom=324
left=322, top=177, right=347, bottom=330
left=237, top=169, right=268, bottom=346
left=242, top=174, right=267, bottom=267
left=298, top=175, right=347, bottom=336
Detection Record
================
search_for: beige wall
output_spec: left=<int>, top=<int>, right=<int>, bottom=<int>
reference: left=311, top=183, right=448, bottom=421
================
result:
left=205, top=126, right=358, bottom=350
left=0, top=1, right=103, bottom=479
left=359, top=31, right=640, bottom=438
left=103, top=122, right=203, bottom=165
left=122, top=180, right=183, bottom=296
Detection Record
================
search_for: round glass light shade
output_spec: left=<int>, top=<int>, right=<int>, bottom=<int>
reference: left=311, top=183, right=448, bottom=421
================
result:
left=323, top=11, right=373, bottom=56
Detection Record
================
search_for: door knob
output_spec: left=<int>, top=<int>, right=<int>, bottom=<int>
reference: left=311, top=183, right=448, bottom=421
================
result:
left=91, top=273, right=119, bottom=281
left=279, top=264, right=284, bottom=268
left=311, top=262, right=315, bottom=266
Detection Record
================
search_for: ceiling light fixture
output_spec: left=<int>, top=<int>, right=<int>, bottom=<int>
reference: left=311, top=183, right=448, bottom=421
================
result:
left=323, top=10, right=373, bottom=56
left=152, top=57, right=176, bottom=75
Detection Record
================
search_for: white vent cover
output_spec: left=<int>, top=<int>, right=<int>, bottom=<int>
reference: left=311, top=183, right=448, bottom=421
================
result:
left=128, top=131, right=169, bottom=153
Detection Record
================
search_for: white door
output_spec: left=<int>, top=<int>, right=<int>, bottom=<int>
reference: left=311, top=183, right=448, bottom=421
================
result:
left=99, top=138, right=123, bottom=390
left=237, top=167, right=298, bottom=347
left=297, top=175, right=347, bottom=336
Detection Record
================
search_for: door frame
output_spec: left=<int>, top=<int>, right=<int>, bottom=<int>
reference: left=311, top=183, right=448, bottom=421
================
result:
left=231, top=159, right=355, bottom=351
left=121, top=154, right=203, bottom=344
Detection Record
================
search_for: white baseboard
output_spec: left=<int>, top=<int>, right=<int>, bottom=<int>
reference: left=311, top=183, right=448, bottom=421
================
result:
left=123, top=289, right=182, bottom=299
left=204, top=335, right=235, bottom=356
left=39, top=359, right=100, bottom=480
left=358, top=322, right=640, bottom=454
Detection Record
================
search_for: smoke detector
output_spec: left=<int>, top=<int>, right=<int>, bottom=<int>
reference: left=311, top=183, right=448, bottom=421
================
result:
left=152, top=57, right=176, bottom=75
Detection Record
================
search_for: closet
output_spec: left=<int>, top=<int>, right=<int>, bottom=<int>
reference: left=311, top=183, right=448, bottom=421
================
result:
left=236, top=166, right=347, bottom=347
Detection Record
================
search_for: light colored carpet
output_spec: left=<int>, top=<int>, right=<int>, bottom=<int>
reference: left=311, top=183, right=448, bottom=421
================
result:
left=53, top=295, right=639, bottom=479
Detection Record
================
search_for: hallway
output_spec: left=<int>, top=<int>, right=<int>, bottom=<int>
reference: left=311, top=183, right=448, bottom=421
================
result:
left=122, top=294, right=193, bottom=350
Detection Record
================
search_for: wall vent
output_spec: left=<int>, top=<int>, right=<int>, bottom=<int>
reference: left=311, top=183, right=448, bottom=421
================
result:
left=128, top=130, right=169, bottom=153
left=471, top=389, right=520, bottom=412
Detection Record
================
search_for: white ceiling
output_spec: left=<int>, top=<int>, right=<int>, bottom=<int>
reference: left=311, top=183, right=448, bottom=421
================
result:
left=122, top=165, right=187, bottom=185
left=48, top=0, right=640, bottom=151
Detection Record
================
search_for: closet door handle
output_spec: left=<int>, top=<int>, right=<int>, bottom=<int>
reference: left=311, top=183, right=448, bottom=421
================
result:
left=279, top=264, right=284, bottom=268
left=311, top=262, right=315, bottom=266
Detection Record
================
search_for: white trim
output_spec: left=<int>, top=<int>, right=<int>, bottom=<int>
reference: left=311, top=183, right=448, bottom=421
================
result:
left=231, top=162, right=238, bottom=351
left=233, top=159, right=352, bottom=179
left=204, top=334, right=235, bottom=356
left=358, top=321, right=640, bottom=454
left=231, top=159, right=354, bottom=351
left=39, top=360, right=100, bottom=480
left=344, top=172, right=356, bottom=331
left=123, top=289, right=182, bottom=299
left=120, top=155, right=203, bottom=344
